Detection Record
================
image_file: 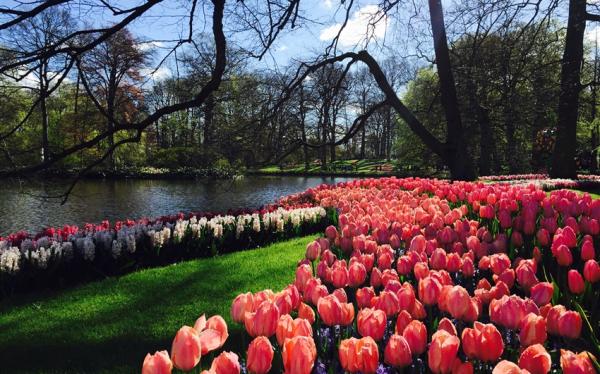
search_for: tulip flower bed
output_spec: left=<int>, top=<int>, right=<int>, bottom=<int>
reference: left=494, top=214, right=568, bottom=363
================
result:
left=142, top=178, right=600, bottom=374
left=0, top=205, right=333, bottom=295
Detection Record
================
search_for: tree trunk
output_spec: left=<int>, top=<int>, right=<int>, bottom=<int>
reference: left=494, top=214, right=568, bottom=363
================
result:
left=551, top=0, right=586, bottom=178
left=39, top=64, right=50, bottom=162
left=428, top=0, right=476, bottom=180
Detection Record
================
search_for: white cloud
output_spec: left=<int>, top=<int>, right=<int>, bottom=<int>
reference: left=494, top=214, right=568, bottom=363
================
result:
left=137, top=41, right=166, bottom=52
left=323, top=0, right=334, bottom=9
left=141, top=66, right=171, bottom=81
left=277, top=44, right=288, bottom=52
left=319, top=5, right=388, bottom=48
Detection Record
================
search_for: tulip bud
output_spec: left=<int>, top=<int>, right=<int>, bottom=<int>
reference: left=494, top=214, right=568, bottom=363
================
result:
left=384, top=335, right=412, bottom=368
left=171, top=326, right=202, bottom=371
left=247, top=337, right=273, bottom=374
left=568, top=270, right=585, bottom=294
left=142, top=351, right=173, bottom=374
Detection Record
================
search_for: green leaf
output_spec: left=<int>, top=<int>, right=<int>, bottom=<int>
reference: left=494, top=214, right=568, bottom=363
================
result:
left=573, top=301, right=600, bottom=357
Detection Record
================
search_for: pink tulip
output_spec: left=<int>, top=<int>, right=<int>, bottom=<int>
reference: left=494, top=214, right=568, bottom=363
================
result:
left=142, top=351, right=172, bottom=374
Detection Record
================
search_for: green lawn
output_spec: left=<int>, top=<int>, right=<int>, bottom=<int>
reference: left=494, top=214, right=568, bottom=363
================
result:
left=0, top=236, right=314, bottom=374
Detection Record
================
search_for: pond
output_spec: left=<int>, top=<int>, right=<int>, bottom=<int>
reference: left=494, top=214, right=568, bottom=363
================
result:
left=0, top=176, right=354, bottom=236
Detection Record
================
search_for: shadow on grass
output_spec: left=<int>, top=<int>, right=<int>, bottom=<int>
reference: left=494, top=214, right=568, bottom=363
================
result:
left=0, top=236, right=310, bottom=373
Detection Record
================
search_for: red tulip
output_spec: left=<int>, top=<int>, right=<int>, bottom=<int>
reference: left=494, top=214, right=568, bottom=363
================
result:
left=339, top=337, right=379, bottom=373
left=282, top=336, right=317, bottom=374
left=584, top=260, right=600, bottom=283
left=461, top=257, right=475, bottom=277
left=437, top=318, right=457, bottom=336
left=546, top=304, right=566, bottom=335
left=446, top=285, right=470, bottom=320
left=207, top=352, right=240, bottom=374
left=402, top=320, right=427, bottom=356
left=581, top=240, right=595, bottom=261
left=357, top=308, right=387, bottom=341
left=518, top=344, right=551, bottom=374
left=428, top=330, right=460, bottom=374
left=246, top=337, right=273, bottom=374
left=317, top=294, right=354, bottom=326
left=295, top=264, right=312, bottom=292
left=171, top=326, right=202, bottom=371
left=558, top=310, right=582, bottom=339
left=568, top=270, right=585, bottom=294
left=356, top=287, right=376, bottom=309
left=331, top=262, right=349, bottom=288
left=560, top=349, right=596, bottom=374
left=519, top=313, right=547, bottom=347
left=142, top=351, right=172, bottom=374
left=530, top=282, right=553, bottom=306
left=555, top=244, right=573, bottom=267
left=384, top=334, right=412, bottom=368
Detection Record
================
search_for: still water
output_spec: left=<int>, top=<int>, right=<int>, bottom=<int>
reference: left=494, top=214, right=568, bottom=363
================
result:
left=0, top=176, right=354, bottom=235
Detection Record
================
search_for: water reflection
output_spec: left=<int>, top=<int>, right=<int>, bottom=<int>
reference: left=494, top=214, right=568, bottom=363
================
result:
left=0, top=176, right=354, bottom=235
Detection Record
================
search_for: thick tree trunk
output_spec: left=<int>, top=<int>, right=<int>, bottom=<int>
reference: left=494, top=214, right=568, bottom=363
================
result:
left=551, top=0, right=586, bottom=178
left=428, top=0, right=476, bottom=180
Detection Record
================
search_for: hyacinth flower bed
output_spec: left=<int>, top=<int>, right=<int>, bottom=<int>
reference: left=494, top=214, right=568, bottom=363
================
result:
left=479, top=174, right=600, bottom=192
left=140, top=178, right=600, bottom=374
left=0, top=204, right=334, bottom=295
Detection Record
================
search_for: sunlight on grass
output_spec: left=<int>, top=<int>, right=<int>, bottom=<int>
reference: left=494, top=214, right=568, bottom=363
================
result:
left=0, top=236, right=314, bottom=374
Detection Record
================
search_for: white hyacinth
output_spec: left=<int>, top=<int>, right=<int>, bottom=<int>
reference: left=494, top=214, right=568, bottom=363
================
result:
left=0, top=246, right=21, bottom=274
left=82, top=237, right=95, bottom=261
left=111, top=240, right=122, bottom=259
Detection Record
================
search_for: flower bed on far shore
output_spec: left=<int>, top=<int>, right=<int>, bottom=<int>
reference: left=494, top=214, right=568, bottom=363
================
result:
left=480, top=174, right=600, bottom=192
left=0, top=205, right=335, bottom=296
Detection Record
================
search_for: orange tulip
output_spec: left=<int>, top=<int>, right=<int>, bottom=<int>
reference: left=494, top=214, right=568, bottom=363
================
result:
left=492, top=360, right=524, bottom=374
left=339, top=337, right=379, bottom=373
left=207, top=351, right=240, bottom=374
left=298, top=302, right=315, bottom=324
left=282, top=336, right=317, bottom=374
left=437, top=318, right=457, bottom=336
left=171, top=326, right=202, bottom=371
left=384, top=334, right=412, bottom=368
left=371, top=290, right=400, bottom=317
left=461, top=322, right=503, bottom=362
left=275, top=314, right=313, bottom=346
left=231, top=293, right=254, bottom=323
left=317, top=294, right=354, bottom=326
left=357, top=308, right=387, bottom=341
left=518, top=344, right=551, bottom=374
left=560, top=349, right=596, bottom=374
left=246, top=336, right=274, bottom=374
left=194, top=315, right=229, bottom=355
left=402, top=320, right=427, bottom=356
left=519, top=313, right=546, bottom=347
left=395, top=310, right=412, bottom=335
left=142, top=351, right=172, bottom=374
left=428, top=330, right=460, bottom=374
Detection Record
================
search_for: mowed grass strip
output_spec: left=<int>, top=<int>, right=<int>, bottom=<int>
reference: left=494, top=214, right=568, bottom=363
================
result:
left=0, top=235, right=314, bottom=374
